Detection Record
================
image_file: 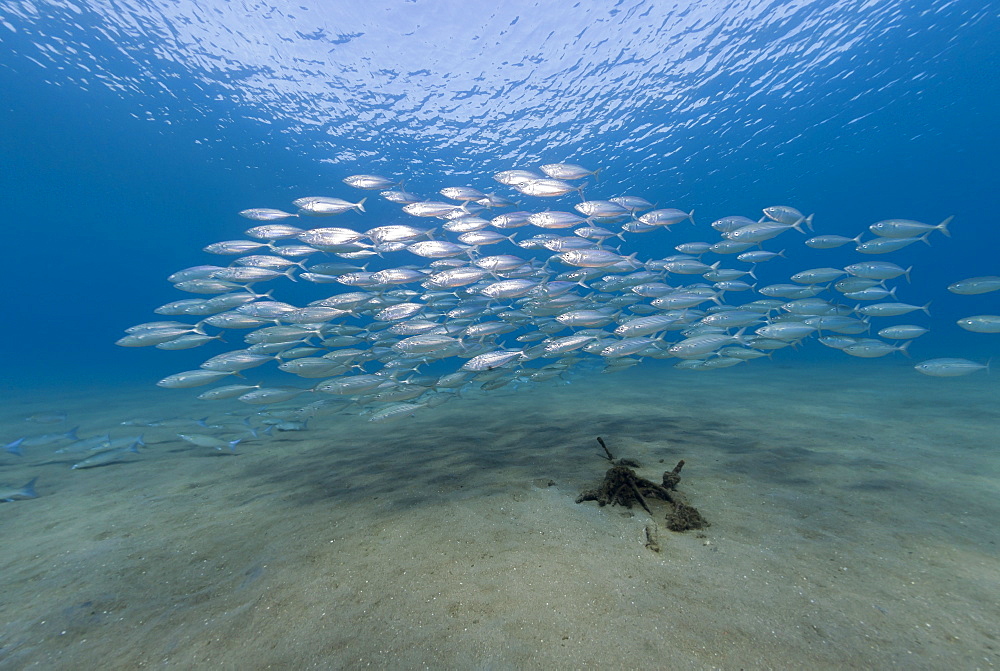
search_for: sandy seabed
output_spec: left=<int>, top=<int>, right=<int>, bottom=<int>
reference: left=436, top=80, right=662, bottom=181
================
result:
left=1, top=360, right=998, bottom=670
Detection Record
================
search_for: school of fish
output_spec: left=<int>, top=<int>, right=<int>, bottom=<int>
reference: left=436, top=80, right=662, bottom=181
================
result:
left=4, top=162, right=996, bottom=492
left=118, top=162, right=995, bottom=417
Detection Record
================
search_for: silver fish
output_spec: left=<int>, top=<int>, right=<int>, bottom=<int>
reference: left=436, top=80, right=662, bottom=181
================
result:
left=574, top=200, right=629, bottom=218
left=869, top=216, right=951, bottom=238
left=856, top=302, right=931, bottom=317
left=539, top=163, right=600, bottom=180
left=804, top=234, right=861, bottom=249
left=239, top=208, right=298, bottom=221
left=237, top=387, right=309, bottom=405
left=763, top=206, right=809, bottom=225
left=440, top=186, right=487, bottom=201
left=203, top=240, right=272, bottom=255
left=844, top=262, right=911, bottom=281
left=295, top=196, right=367, bottom=215
left=178, top=434, right=242, bottom=450
left=878, top=325, right=928, bottom=339
left=956, top=315, right=1000, bottom=333
left=460, top=350, right=524, bottom=371
left=402, top=201, right=464, bottom=218
left=71, top=443, right=141, bottom=469
left=855, top=235, right=929, bottom=254
left=947, top=276, right=1000, bottom=295
left=0, top=478, right=39, bottom=502
left=493, top=170, right=544, bottom=186
left=842, top=340, right=909, bottom=358
left=637, top=209, right=694, bottom=226
left=515, top=179, right=583, bottom=198
left=157, top=370, right=239, bottom=388
left=914, top=358, right=988, bottom=377
left=343, top=175, right=397, bottom=190
left=368, top=403, right=427, bottom=422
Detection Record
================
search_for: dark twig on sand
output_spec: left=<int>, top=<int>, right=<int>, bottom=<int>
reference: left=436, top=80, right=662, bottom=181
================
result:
left=596, top=436, right=614, bottom=461
left=596, top=436, right=641, bottom=468
left=576, top=438, right=708, bottom=536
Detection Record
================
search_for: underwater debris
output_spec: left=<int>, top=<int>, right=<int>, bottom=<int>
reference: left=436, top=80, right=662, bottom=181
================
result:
left=644, top=522, right=660, bottom=552
left=576, top=438, right=708, bottom=535
left=595, top=435, right=641, bottom=468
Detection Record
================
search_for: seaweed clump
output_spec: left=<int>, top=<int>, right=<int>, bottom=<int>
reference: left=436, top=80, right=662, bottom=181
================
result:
left=576, top=437, right=708, bottom=533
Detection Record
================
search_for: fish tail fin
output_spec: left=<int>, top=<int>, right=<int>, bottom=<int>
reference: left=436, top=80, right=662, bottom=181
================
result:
left=228, top=439, right=241, bottom=452
left=920, top=231, right=932, bottom=245
left=937, top=215, right=953, bottom=237
left=791, top=217, right=808, bottom=234
left=5, top=438, right=25, bottom=457
left=804, top=213, right=815, bottom=231
left=355, top=197, right=368, bottom=213
left=66, top=426, right=80, bottom=441
left=904, top=266, right=913, bottom=283
left=592, top=167, right=602, bottom=182
left=896, top=340, right=912, bottom=358
left=687, top=209, right=696, bottom=225
left=921, top=301, right=932, bottom=316
left=284, top=268, right=298, bottom=282
left=20, top=477, right=38, bottom=499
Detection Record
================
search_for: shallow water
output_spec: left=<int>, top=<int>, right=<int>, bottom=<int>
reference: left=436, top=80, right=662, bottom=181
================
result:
left=2, top=362, right=997, bottom=669
left=2, top=0, right=999, bottom=667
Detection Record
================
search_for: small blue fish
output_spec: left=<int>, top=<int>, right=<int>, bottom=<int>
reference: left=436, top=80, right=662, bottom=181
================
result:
left=1, top=477, right=39, bottom=502
left=4, top=438, right=25, bottom=457
left=20, top=426, right=79, bottom=448
left=71, top=443, right=141, bottom=470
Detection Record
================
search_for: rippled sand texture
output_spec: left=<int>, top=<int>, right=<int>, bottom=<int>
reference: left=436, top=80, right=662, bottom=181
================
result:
left=1, top=362, right=998, bottom=669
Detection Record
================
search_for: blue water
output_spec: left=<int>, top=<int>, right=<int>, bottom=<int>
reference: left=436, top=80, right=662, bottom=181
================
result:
left=3, top=4, right=1000, bottom=667
left=0, top=0, right=997, bottom=380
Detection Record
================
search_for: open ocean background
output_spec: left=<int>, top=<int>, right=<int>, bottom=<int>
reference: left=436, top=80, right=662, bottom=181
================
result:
left=1, top=0, right=998, bottom=387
